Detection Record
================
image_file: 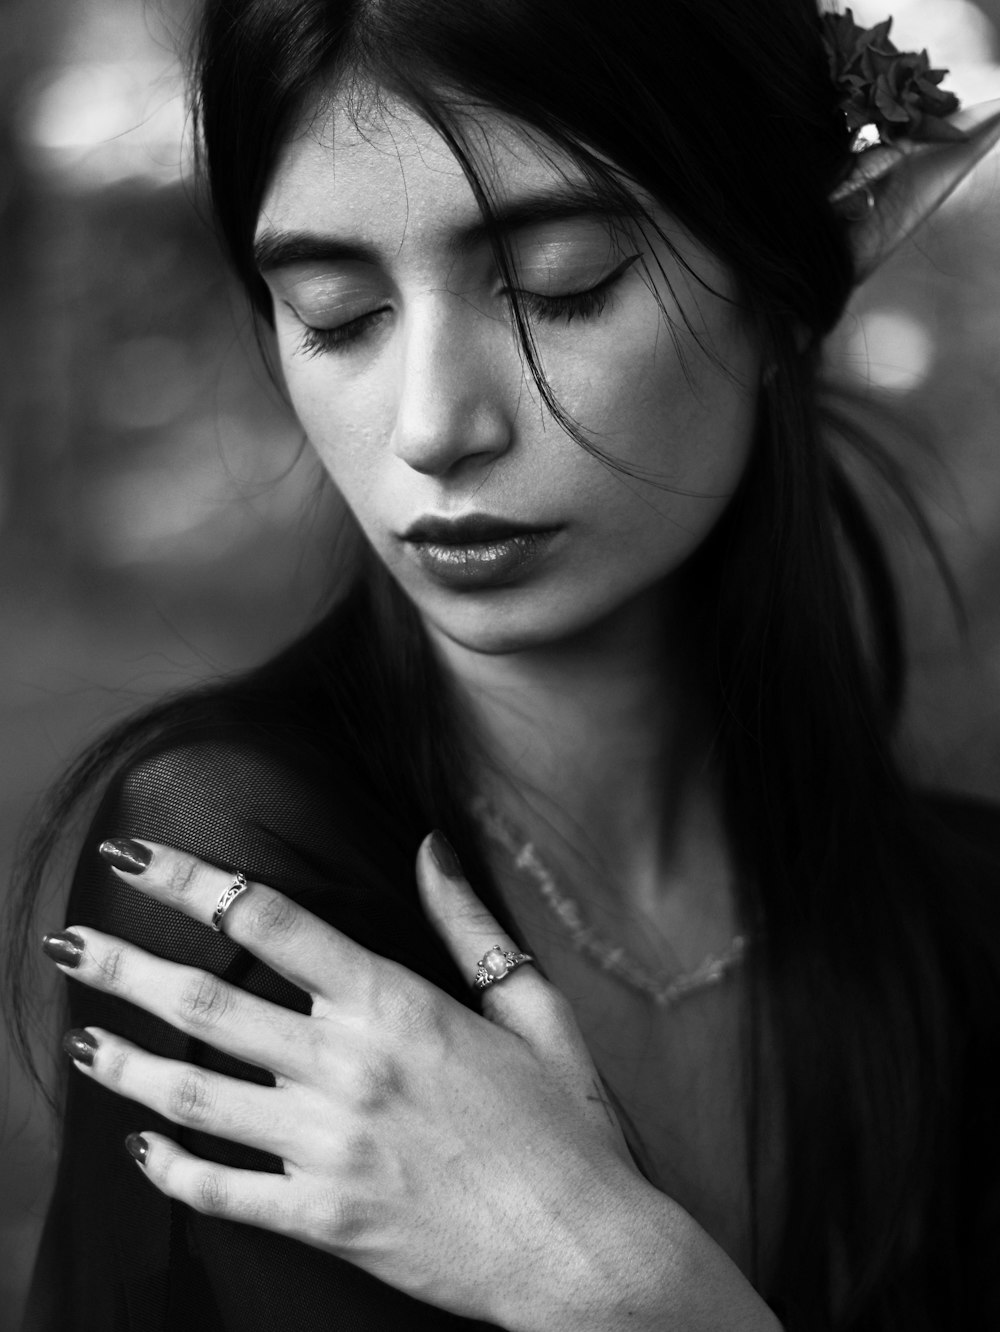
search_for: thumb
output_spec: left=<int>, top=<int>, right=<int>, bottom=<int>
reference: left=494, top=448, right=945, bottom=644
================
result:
left=415, top=830, right=547, bottom=1030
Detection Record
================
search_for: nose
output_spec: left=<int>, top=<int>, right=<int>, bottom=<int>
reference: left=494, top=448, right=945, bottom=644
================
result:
left=389, top=295, right=514, bottom=476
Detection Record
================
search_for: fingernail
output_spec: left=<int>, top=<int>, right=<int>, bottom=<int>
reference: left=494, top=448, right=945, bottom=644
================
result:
left=63, top=1029, right=98, bottom=1066
left=125, top=1133, right=149, bottom=1165
left=42, top=931, right=85, bottom=969
left=99, top=838, right=152, bottom=873
left=429, top=830, right=463, bottom=879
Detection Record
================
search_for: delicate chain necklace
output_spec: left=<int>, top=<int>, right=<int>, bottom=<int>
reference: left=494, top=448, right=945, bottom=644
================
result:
left=471, top=797, right=748, bottom=1009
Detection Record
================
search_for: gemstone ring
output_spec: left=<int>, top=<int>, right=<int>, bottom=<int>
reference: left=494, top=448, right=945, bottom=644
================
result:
left=473, top=944, right=536, bottom=990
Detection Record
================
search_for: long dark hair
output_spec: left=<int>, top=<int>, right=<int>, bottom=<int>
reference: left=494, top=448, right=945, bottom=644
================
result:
left=7, top=1, right=999, bottom=1328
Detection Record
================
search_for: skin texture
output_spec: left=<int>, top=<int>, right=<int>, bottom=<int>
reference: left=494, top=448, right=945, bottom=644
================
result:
left=56, top=841, right=780, bottom=1331
left=255, top=93, right=762, bottom=976
left=256, top=97, right=760, bottom=658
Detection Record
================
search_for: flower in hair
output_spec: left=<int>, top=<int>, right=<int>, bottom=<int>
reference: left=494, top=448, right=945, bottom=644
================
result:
left=821, top=8, right=967, bottom=149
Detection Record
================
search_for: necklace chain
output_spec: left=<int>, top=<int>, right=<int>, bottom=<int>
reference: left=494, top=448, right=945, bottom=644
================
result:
left=471, top=797, right=747, bottom=1008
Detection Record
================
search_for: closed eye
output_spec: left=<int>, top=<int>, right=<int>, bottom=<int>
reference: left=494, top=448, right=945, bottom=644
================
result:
left=290, top=251, right=640, bottom=358
left=507, top=253, right=640, bottom=325
left=294, top=306, right=392, bottom=359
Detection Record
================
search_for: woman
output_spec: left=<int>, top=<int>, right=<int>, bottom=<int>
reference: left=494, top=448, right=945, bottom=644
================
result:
left=12, top=0, right=1000, bottom=1327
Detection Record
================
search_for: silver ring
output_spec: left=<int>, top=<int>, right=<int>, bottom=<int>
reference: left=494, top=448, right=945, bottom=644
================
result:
left=211, top=870, right=250, bottom=933
left=473, top=943, right=535, bottom=990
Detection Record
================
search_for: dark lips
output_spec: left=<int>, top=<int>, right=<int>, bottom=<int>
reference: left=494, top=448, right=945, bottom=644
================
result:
left=401, top=515, right=560, bottom=589
left=402, top=514, right=549, bottom=544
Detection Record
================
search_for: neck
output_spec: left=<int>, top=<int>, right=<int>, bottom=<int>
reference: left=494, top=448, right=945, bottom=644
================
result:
left=426, top=586, right=727, bottom=910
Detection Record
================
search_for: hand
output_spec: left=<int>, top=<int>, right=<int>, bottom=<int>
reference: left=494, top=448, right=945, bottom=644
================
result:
left=48, top=833, right=780, bottom=1332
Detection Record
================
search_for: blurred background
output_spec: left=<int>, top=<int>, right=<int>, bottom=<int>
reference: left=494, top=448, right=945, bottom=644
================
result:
left=2, top=0, right=1000, bottom=1325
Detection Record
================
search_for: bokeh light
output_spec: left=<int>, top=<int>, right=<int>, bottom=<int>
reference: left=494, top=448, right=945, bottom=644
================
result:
left=842, top=309, right=936, bottom=392
left=24, top=59, right=189, bottom=186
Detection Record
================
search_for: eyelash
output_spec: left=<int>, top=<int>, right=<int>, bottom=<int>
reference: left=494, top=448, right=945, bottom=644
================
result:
left=296, top=310, right=389, bottom=358
left=294, top=253, right=639, bottom=359
left=515, top=284, right=610, bottom=325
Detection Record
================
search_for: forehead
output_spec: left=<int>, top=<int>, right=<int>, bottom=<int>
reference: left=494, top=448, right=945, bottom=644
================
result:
left=257, top=92, right=592, bottom=243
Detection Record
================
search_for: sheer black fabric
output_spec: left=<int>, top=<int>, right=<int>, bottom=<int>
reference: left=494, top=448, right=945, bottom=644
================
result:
left=25, top=723, right=498, bottom=1331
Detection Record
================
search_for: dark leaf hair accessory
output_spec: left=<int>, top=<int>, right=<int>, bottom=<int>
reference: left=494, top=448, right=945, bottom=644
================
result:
left=821, top=8, right=968, bottom=151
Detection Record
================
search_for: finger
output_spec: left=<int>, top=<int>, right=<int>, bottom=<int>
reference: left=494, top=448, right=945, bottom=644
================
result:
left=415, top=831, right=566, bottom=1043
left=53, top=925, right=315, bottom=1079
left=125, top=1130, right=299, bottom=1236
left=97, top=838, right=376, bottom=1004
left=65, top=1027, right=298, bottom=1158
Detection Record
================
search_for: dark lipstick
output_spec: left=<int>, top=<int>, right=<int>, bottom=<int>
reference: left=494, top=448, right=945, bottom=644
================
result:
left=401, top=514, right=561, bottom=589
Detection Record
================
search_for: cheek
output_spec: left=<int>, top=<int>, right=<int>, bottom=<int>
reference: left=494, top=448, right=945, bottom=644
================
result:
left=282, top=360, right=390, bottom=512
left=542, top=297, right=758, bottom=501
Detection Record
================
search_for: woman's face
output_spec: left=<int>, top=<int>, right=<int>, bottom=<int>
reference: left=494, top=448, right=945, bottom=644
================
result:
left=257, top=95, right=760, bottom=656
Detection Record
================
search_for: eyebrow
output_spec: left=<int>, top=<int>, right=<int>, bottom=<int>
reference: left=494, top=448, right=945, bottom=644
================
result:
left=253, top=189, right=628, bottom=275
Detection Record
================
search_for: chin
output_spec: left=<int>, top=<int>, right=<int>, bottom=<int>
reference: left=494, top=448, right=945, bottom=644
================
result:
left=418, top=583, right=655, bottom=658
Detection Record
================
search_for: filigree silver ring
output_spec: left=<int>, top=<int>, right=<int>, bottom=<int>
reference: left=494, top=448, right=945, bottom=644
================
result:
left=211, top=870, right=251, bottom=933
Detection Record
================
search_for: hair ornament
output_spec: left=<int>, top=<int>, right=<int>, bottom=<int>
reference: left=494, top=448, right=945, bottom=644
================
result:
left=821, top=8, right=967, bottom=153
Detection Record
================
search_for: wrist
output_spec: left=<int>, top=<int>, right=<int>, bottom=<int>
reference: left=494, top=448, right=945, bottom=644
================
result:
left=501, top=1169, right=781, bottom=1332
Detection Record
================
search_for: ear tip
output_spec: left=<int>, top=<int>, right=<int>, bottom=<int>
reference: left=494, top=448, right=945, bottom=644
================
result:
left=831, top=97, right=1000, bottom=209
left=838, top=97, right=1000, bottom=285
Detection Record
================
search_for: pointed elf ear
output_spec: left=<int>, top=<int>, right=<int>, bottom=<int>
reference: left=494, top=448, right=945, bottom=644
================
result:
left=833, top=100, right=1000, bottom=284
